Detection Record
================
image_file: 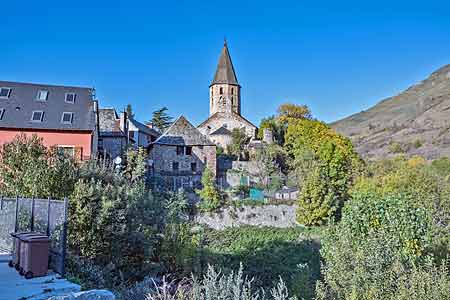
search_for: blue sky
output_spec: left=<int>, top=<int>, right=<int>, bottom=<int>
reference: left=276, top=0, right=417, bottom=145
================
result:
left=1, top=0, right=450, bottom=125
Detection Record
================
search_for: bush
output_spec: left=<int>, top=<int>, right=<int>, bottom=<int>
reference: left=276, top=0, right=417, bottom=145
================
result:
left=196, top=168, right=222, bottom=212
left=388, top=141, right=404, bottom=153
left=0, top=134, right=76, bottom=198
left=68, top=149, right=165, bottom=285
left=120, top=264, right=297, bottom=300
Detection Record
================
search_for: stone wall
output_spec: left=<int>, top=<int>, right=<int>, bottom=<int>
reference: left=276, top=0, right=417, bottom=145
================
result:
left=195, top=204, right=298, bottom=230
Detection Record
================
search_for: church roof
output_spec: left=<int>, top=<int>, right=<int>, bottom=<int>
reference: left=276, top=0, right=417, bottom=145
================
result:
left=153, top=115, right=215, bottom=146
left=198, top=111, right=257, bottom=130
left=210, top=125, right=232, bottom=135
left=211, top=41, right=239, bottom=86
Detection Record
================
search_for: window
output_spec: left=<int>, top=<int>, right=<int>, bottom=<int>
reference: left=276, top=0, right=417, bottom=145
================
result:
left=36, top=90, right=48, bottom=101
left=219, top=87, right=223, bottom=95
left=172, top=162, right=179, bottom=171
left=0, top=109, right=4, bottom=120
left=57, top=146, right=75, bottom=158
left=185, top=146, right=192, bottom=155
left=61, top=112, right=74, bottom=124
left=31, top=111, right=44, bottom=122
left=65, top=93, right=76, bottom=103
left=176, top=146, right=184, bottom=155
left=0, top=87, right=11, bottom=99
left=191, top=162, right=197, bottom=172
left=231, top=88, right=234, bottom=94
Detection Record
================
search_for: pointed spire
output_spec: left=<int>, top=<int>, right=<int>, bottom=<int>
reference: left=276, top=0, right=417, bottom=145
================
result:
left=211, top=40, right=239, bottom=86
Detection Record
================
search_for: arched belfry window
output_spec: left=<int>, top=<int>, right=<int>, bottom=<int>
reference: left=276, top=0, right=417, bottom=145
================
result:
left=231, top=88, right=234, bottom=95
left=220, top=87, right=223, bottom=95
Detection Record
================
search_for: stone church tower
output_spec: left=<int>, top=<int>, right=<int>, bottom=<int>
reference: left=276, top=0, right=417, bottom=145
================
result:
left=209, top=40, right=241, bottom=116
left=198, top=41, right=258, bottom=149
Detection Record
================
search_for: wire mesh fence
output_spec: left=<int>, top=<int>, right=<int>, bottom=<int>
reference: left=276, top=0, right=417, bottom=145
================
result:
left=0, top=196, right=68, bottom=275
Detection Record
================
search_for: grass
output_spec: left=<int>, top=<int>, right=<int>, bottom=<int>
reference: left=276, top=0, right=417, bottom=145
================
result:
left=201, top=226, right=324, bottom=300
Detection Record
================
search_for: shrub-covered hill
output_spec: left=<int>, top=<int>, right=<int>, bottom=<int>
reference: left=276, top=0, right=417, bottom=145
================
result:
left=331, top=64, right=450, bottom=160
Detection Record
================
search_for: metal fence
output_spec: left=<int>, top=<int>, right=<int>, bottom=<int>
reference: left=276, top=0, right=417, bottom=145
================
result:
left=0, top=197, right=68, bottom=276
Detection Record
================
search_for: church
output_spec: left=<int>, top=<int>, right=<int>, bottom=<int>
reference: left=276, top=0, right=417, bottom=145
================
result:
left=197, top=41, right=257, bottom=149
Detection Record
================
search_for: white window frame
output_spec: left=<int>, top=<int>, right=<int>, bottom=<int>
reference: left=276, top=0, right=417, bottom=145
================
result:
left=0, top=108, right=4, bottom=120
left=31, top=110, right=44, bottom=122
left=36, top=90, right=49, bottom=102
left=0, top=87, right=12, bottom=99
left=65, top=93, right=76, bottom=103
left=61, top=112, right=74, bottom=124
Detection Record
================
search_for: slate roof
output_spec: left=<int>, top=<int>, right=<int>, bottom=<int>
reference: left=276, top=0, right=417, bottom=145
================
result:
left=0, top=81, right=96, bottom=131
left=197, top=111, right=257, bottom=130
left=210, top=125, right=232, bottom=135
left=129, top=117, right=160, bottom=137
left=211, top=41, right=239, bottom=86
left=153, top=116, right=215, bottom=146
left=99, top=108, right=124, bottom=137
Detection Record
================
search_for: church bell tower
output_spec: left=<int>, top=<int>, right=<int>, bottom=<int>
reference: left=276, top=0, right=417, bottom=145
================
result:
left=209, top=40, right=241, bottom=116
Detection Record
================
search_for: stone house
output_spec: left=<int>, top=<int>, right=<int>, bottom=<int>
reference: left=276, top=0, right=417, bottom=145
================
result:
left=149, top=116, right=216, bottom=191
left=274, top=187, right=299, bottom=200
left=197, top=41, right=257, bottom=149
left=98, top=108, right=159, bottom=159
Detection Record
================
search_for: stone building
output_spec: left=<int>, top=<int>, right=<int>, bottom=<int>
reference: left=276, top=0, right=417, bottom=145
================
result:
left=198, top=41, right=257, bottom=149
left=98, top=108, right=159, bottom=159
left=149, top=116, right=216, bottom=191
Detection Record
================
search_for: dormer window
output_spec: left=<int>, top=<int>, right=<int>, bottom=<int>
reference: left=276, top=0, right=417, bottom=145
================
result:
left=36, top=90, right=48, bottom=101
left=65, top=93, right=76, bottom=103
left=61, top=112, right=74, bottom=124
left=0, top=87, right=11, bottom=99
left=0, top=109, right=4, bottom=120
left=31, top=111, right=44, bottom=122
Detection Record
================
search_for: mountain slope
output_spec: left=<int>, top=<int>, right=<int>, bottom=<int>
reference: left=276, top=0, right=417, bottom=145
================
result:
left=331, top=64, right=450, bottom=160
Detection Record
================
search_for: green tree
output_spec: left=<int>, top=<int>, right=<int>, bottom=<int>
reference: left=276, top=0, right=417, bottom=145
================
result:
left=196, top=168, right=221, bottom=211
left=285, top=119, right=360, bottom=225
left=0, top=134, right=76, bottom=198
left=227, top=128, right=250, bottom=161
left=126, top=104, right=135, bottom=119
left=277, top=103, right=312, bottom=126
left=254, top=144, right=289, bottom=191
left=258, top=116, right=284, bottom=144
left=150, top=107, right=173, bottom=133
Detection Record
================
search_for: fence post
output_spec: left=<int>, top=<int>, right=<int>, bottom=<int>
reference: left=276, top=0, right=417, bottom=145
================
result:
left=46, top=197, right=51, bottom=237
left=14, top=196, right=19, bottom=232
left=60, top=197, right=68, bottom=277
left=30, top=196, right=35, bottom=232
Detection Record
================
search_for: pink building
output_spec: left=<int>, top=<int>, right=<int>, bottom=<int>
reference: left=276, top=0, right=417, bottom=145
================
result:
left=0, top=81, right=98, bottom=160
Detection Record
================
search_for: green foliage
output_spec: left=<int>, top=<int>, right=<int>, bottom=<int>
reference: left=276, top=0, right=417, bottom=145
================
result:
left=150, top=107, right=173, bottom=133
left=0, top=133, right=76, bottom=198
left=126, top=104, right=135, bottom=119
left=202, top=226, right=323, bottom=300
left=258, top=116, right=284, bottom=144
left=254, top=144, right=289, bottom=191
left=68, top=149, right=165, bottom=285
left=277, top=103, right=312, bottom=125
left=285, top=119, right=360, bottom=226
left=227, top=128, right=250, bottom=160
left=196, top=168, right=221, bottom=211
left=412, top=138, right=423, bottom=149
left=317, top=157, right=450, bottom=299
left=388, top=141, right=405, bottom=153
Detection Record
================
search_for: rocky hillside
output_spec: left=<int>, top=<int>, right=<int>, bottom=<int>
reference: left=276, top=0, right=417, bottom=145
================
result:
left=331, top=64, right=450, bottom=160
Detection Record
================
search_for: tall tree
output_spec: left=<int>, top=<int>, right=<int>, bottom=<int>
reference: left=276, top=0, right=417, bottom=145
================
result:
left=227, top=128, right=251, bottom=161
left=126, top=104, right=135, bottom=119
left=150, top=107, right=173, bottom=133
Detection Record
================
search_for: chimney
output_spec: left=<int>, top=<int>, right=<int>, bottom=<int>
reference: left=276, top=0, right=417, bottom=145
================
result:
left=120, top=111, right=129, bottom=143
left=263, top=128, right=274, bottom=144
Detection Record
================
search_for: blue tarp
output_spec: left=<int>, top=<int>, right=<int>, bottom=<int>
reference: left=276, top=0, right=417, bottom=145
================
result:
left=249, top=188, right=264, bottom=201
